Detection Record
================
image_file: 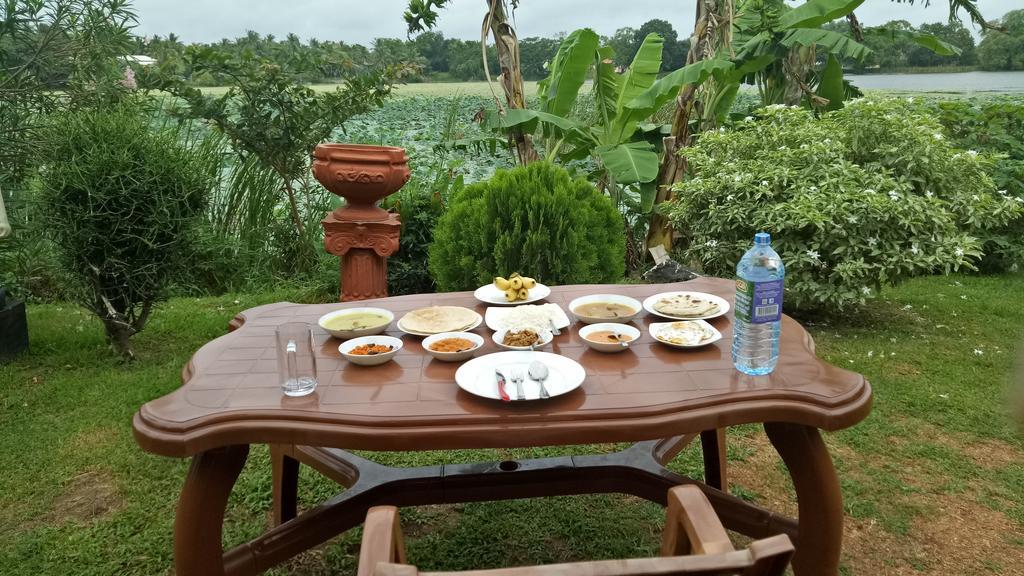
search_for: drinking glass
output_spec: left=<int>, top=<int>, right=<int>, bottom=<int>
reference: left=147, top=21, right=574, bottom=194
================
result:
left=276, top=322, right=318, bottom=397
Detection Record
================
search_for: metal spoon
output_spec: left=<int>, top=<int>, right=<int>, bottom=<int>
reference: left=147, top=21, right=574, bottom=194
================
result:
left=611, top=333, right=629, bottom=348
left=528, top=360, right=550, bottom=399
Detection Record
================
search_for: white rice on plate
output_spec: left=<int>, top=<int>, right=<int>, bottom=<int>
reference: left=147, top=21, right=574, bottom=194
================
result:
left=494, top=303, right=562, bottom=333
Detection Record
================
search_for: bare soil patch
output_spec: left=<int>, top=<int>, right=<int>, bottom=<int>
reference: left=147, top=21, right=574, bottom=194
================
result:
left=47, top=468, right=122, bottom=524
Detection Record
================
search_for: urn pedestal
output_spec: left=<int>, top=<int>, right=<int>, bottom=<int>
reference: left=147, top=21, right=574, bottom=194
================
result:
left=312, top=144, right=410, bottom=302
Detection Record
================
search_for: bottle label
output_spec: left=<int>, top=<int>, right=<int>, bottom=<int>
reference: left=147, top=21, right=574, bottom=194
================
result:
left=735, top=278, right=783, bottom=324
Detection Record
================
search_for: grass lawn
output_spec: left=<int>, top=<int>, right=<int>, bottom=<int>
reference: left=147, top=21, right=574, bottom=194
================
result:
left=1, top=274, right=1023, bottom=575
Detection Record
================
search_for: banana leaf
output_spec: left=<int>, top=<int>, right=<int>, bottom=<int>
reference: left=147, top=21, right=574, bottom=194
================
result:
left=909, top=32, right=962, bottom=56
left=815, top=54, right=845, bottom=111
left=607, top=33, right=664, bottom=143
left=780, top=28, right=871, bottom=61
left=620, top=58, right=735, bottom=129
left=592, top=45, right=620, bottom=129
left=538, top=28, right=600, bottom=118
left=778, top=0, right=866, bottom=30
left=595, top=141, right=659, bottom=185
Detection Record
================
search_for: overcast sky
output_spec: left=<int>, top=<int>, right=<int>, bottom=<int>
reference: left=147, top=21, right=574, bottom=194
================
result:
left=131, top=0, right=1018, bottom=45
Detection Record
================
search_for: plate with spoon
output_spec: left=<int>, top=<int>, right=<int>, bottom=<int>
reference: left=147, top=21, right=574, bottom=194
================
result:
left=454, top=351, right=584, bottom=401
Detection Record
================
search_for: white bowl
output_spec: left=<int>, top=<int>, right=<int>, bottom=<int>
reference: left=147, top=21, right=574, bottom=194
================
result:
left=568, top=294, right=642, bottom=324
left=578, top=323, right=642, bottom=353
left=319, top=307, right=394, bottom=339
left=421, top=332, right=485, bottom=363
left=339, top=335, right=403, bottom=366
left=492, top=328, right=553, bottom=351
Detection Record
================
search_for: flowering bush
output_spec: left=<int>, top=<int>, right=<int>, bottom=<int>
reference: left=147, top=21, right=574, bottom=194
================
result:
left=662, top=102, right=1023, bottom=311
left=835, top=98, right=1024, bottom=271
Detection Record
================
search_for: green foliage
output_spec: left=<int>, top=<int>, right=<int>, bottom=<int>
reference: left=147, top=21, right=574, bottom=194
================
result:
left=36, top=102, right=216, bottom=358
left=977, top=10, right=1024, bottom=71
left=429, top=162, right=625, bottom=291
left=664, top=101, right=1024, bottom=311
left=162, top=49, right=403, bottom=276
left=835, top=98, right=1024, bottom=271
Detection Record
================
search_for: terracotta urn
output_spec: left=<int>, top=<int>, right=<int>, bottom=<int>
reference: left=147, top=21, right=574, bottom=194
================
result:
left=312, top=143, right=411, bottom=221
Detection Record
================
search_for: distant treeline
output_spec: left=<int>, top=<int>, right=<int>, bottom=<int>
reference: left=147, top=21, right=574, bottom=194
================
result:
left=130, top=10, right=1023, bottom=86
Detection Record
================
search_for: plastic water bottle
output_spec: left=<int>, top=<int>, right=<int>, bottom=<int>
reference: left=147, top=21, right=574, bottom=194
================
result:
left=732, top=232, right=785, bottom=376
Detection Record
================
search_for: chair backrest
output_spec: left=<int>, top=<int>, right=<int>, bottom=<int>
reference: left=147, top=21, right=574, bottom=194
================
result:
left=358, top=486, right=793, bottom=576
left=373, top=534, right=792, bottom=576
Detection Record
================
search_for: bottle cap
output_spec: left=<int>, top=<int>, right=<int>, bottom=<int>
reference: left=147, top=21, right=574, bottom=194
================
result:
left=754, top=232, right=771, bottom=245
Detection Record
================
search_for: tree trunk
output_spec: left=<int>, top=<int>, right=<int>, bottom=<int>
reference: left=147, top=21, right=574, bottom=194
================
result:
left=484, top=0, right=538, bottom=164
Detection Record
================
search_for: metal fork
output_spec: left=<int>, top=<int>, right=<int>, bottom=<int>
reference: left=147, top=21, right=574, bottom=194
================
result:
left=511, top=368, right=526, bottom=400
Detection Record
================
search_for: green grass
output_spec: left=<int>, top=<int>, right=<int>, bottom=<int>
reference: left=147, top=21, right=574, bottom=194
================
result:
left=1, top=274, right=1023, bottom=574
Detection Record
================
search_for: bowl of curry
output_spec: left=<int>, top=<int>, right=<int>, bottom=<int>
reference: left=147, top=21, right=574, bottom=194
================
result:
left=421, top=332, right=485, bottom=363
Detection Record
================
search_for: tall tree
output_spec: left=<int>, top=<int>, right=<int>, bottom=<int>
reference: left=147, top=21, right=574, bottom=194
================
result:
left=977, top=10, right=1024, bottom=71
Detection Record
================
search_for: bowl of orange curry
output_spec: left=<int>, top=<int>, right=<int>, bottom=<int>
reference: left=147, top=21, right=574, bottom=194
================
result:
left=421, top=332, right=485, bottom=363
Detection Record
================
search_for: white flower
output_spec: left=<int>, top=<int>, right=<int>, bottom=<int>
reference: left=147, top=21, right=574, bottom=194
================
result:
left=718, top=127, right=726, bottom=133
left=960, top=294, right=968, bottom=299
left=1015, top=197, right=1024, bottom=203
left=971, top=195, right=980, bottom=201
left=824, top=138, right=832, bottom=144
left=925, top=191, right=934, bottom=198
left=939, top=393, right=949, bottom=399
left=733, top=175, right=742, bottom=182
left=953, top=153, right=962, bottom=159
left=902, top=304, right=913, bottom=310
left=744, top=116, right=754, bottom=122
left=867, top=237, right=878, bottom=246
left=806, top=249, right=820, bottom=261
left=906, top=97, right=915, bottom=103
left=867, top=350, right=874, bottom=357
left=761, top=180, right=769, bottom=186
left=861, top=286, right=872, bottom=295
left=910, top=244, right=920, bottom=255
left=955, top=247, right=964, bottom=257
left=846, top=215, right=858, bottom=224
left=966, top=150, right=978, bottom=157
left=888, top=191, right=900, bottom=201
left=809, top=186, right=819, bottom=192
left=933, top=133, right=944, bottom=140
left=997, top=189, right=1008, bottom=196
left=726, top=194, right=735, bottom=201
left=974, top=349, right=984, bottom=356
left=706, top=239, right=719, bottom=248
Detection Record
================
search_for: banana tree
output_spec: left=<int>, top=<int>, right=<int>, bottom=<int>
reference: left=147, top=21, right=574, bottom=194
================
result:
left=485, top=29, right=732, bottom=211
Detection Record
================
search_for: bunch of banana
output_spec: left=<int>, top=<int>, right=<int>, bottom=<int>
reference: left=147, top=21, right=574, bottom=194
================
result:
left=493, top=272, right=538, bottom=302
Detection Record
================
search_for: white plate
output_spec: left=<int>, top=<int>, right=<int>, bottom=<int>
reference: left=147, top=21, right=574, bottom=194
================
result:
left=567, top=294, right=642, bottom=324
left=642, top=291, right=730, bottom=321
left=397, top=312, right=483, bottom=337
left=474, top=282, right=551, bottom=306
left=455, top=351, right=585, bottom=401
left=649, top=320, right=723, bottom=349
left=484, top=304, right=571, bottom=331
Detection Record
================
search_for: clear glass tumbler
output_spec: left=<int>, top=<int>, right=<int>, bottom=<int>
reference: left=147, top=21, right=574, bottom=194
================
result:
left=276, top=322, right=318, bottom=397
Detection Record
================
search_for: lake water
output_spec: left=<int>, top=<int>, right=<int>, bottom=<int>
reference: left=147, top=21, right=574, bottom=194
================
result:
left=845, top=71, right=1024, bottom=94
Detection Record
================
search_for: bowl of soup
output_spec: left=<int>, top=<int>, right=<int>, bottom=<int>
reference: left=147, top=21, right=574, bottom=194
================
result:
left=578, top=322, right=641, bottom=353
left=318, top=307, right=394, bottom=339
left=569, top=294, right=642, bottom=324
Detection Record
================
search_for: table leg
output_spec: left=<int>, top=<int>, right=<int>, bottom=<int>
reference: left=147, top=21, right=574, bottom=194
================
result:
left=174, top=444, right=249, bottom=576
left=700, top=429, right=728, bottom=491
left=271, top=444, right=299, bottom=525
left=765, top=422, right=844, bottom=576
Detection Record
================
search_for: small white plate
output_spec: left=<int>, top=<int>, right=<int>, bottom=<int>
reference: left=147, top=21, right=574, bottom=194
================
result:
left=642, top=291, right=730, bottom=321
left=649, top=320, right=723, bottom=349
left=421, top=332, right=485, bottom=363
left=492, top=328, right=554, bottom=351
left=568, top=294, right=642, bottom=324
left=339, top=335, right=404, bottom=366
left=474, top=282, right=551, bottom=306
left=484, top=304, right=571, bottom=331
left=455, top=351, right=585, bottom=401
left=396, top=313, right=483, bottom=337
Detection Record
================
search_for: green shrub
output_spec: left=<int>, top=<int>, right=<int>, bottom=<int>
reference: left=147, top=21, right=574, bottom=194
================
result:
left=835, top=98, right=1024, bottom=271
left=664, top=103, right=992, bottom=311
left=37, top=102, right=217, bottom=359
left=430, top=161, right=625, bottom=291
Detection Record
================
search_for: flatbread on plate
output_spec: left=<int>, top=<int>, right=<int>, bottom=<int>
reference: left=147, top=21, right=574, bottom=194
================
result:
left=400, top=306, right=478, bottom=334
left=654, top=294, right=720, bottom=318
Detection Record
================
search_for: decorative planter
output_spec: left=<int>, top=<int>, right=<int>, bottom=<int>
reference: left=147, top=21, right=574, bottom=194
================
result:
left=313, top=143, right=409, bottom=302
left=312, top=143, right=411, bottom=222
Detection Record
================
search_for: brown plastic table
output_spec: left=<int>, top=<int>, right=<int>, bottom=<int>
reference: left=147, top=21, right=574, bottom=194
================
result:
left=132, top=277, right=871, bottom=576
